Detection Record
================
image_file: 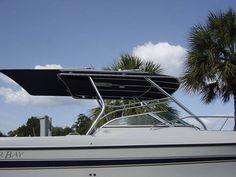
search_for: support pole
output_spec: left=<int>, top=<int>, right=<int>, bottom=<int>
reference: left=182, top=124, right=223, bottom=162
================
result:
left=145, top=78, right=207, bottom=130
left=86, top=77, right=105, bottom=135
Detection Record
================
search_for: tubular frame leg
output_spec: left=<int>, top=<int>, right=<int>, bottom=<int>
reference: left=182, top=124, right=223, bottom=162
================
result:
left=145, top=77, right=207, bottom=130
left=86, top=77, right=105, bottom=135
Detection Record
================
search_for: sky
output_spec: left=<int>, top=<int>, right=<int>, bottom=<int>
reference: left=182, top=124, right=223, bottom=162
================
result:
left=0, top=0, right=235, bottom=134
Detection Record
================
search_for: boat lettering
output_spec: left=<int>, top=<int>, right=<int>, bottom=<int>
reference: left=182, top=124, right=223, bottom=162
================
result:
left=0, top=151, right=24, bottom=160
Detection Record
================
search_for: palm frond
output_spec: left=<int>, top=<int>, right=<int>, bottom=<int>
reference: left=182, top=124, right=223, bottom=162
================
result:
left=182, top=9, right=236, bottom=105
left=89, top=54, right=178, bottom=126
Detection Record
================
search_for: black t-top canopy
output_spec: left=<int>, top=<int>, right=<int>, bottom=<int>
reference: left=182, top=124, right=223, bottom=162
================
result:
left=0, top=69, right=180, bottom=100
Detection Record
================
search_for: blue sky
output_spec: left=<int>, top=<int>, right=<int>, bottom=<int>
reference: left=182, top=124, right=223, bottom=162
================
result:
left=0, top=0, right=235, bottom=134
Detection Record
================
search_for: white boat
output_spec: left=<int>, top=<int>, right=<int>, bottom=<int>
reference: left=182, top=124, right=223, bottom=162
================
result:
left=0, top=69, right=236, bottom=177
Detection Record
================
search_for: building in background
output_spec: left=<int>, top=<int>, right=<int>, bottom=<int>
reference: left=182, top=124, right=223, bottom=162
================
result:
left=40, top=116, right=52, bottom=136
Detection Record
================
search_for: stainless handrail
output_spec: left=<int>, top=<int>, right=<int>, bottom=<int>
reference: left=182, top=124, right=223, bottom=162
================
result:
left=181, top=116, right=235, bottom=131
left=145, top=78, right=207, bottom=130
left=86, top=77, right=105, bottom=135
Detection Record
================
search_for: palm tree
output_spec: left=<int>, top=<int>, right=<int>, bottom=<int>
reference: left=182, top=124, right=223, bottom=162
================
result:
left=107, top=54, right=162, bottom=73
left=90, top=54, right=177, bottom=127
left=182, top=9, right=236, bottom=130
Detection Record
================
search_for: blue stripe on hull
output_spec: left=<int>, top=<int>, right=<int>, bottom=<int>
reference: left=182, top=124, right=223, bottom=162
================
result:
left=1, top=156, right=236, bottom=168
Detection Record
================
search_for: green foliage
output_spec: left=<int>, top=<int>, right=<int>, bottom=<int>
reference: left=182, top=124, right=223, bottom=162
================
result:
left=182, top=9, right=236, bottom=129
left=7, top=114, right=92, bottom=137
left=7, top=116, right=74, bottom=137
left=8, top=117, right=40, bottom=137
left=182, top=9, right=236, bottom=103
left=52, top=126, right=73, bottom=136
left=91, top=54, right=177, bottom=128
left=0, top=131, right=7, bottom=137
left=72, top=114, right=93, bottom=135
left=106, top=54, right=162, bottom=73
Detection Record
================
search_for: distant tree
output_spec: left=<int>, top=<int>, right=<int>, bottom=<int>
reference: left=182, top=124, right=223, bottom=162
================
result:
left=182, top=9, right=236, bottom=130
left=72, top=114, right=93, bottom=135
left=51, top=127, right=64, bottom=136
left=7, top=115, right=77, bottom=136
left=26, top=117, right=40, bottom=136
left=52, top=126, right=73, bottom=136
left=8, top=116, right=40, bottom=137
left=0, top=131, right=7, bottom=137
left=63, top=127, right=73, bottom=135
left=8, top=125, right=29, bottom=137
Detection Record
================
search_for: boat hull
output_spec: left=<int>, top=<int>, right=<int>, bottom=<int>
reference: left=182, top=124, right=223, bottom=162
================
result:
left=1, top=160, right=236, bottom=177
left=1, top=143, right=236, bottom=177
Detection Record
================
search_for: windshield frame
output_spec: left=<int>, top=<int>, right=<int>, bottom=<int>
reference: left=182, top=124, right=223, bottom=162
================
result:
left=101, top=111, right=191, bottom=128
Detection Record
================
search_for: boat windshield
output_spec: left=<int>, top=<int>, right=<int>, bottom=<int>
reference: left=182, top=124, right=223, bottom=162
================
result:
left=153, top=112, right=190, bottom=126
left=102, top=112, right=190, bottom=128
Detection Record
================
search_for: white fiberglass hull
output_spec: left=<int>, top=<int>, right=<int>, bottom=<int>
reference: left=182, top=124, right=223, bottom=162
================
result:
left=1, top=128, right=236, bottom=177
left=1, top=143, right=236, bottom=177
left=2, top=161, right=236, bottom=177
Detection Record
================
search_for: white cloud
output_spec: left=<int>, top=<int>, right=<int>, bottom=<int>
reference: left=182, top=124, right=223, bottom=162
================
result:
left=0, top=64, right=98, bottom=107
left=0, top=64, right=63, bottom=85
left=0, top=64, right=83, bottom=106
left=34, top=64, right=63, bottom=69
left=0, top=87, right=80, bottom=106
left=132, top=42, right=187, bottom=76
left=0, top=73, right=17, bottom=85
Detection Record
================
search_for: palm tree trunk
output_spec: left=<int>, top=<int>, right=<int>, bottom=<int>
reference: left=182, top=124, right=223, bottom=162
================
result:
left=234, top=93, right=236, bottom=131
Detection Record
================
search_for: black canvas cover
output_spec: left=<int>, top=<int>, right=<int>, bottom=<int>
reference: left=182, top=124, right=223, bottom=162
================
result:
left=0, top=69, right=179, bottom=100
